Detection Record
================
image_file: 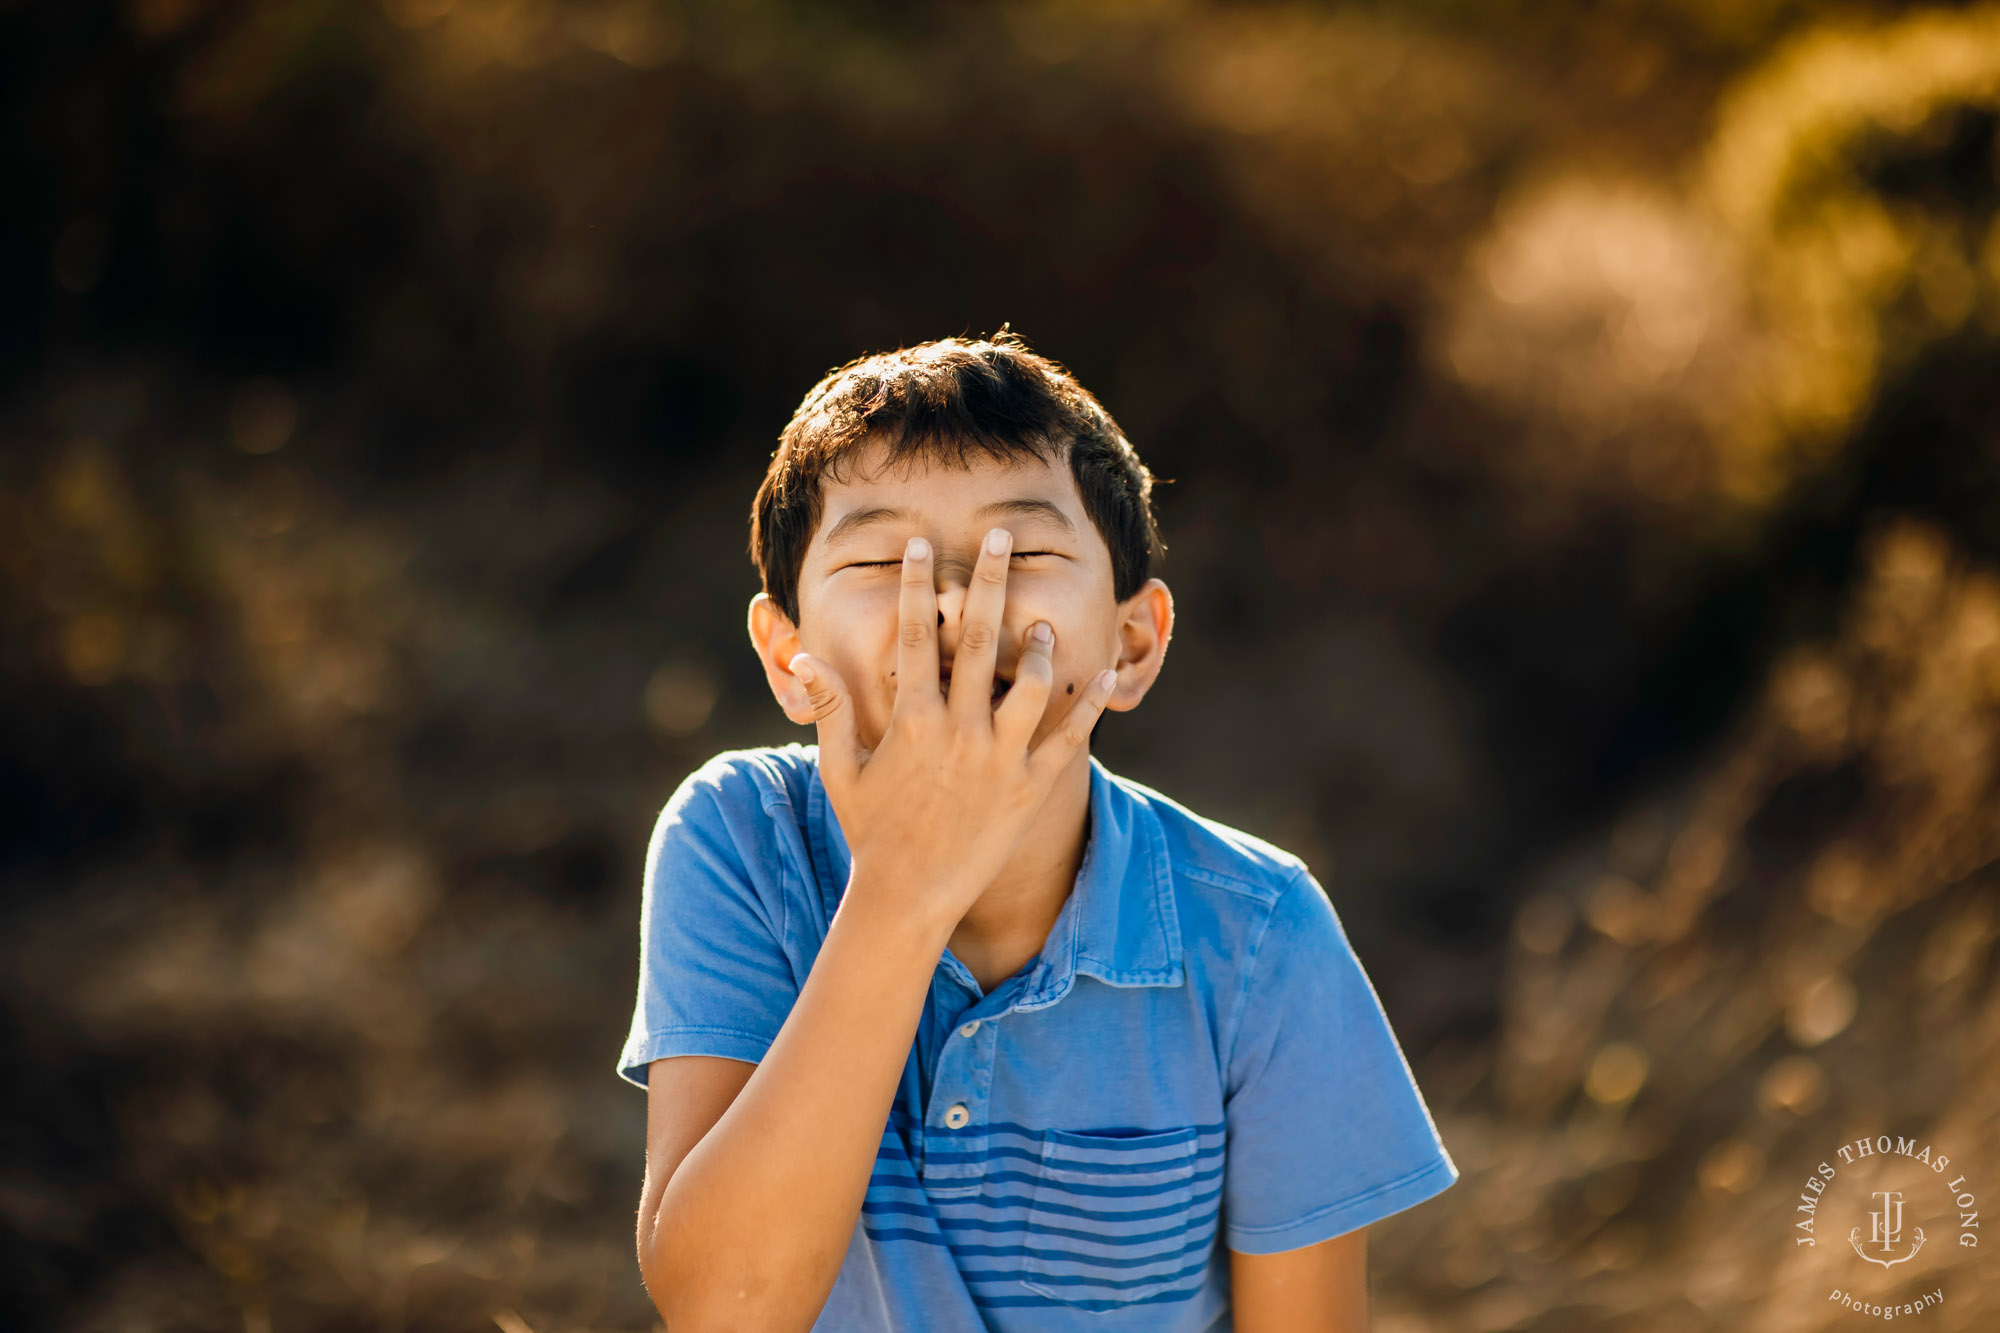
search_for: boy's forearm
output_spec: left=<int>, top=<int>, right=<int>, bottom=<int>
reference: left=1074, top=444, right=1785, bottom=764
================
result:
left=641, top=872, right=956, bottom=1333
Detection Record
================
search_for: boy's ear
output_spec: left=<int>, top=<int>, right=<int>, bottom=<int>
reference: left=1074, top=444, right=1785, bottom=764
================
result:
left=747, top=593, right=815, bottom=725
left=1106, top=577, right=1174, bottom=713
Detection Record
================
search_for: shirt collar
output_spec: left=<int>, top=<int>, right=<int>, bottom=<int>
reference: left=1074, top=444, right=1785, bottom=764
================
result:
left=804, top=749, right=1185, bottom=1008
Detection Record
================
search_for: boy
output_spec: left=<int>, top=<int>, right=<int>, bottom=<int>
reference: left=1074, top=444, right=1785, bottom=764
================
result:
left=619, top=332, right=1457, bottom=1331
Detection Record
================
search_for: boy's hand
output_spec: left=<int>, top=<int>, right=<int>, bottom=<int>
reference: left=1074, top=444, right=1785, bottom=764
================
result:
left=787, top=527, right=1118, bottom=933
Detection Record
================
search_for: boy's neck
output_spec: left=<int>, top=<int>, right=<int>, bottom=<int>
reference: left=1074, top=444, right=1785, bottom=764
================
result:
left=945, top=747, right=1094, bottom=995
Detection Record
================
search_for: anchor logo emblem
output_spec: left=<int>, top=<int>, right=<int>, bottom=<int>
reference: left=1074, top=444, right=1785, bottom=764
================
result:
left=1849, top=1190, right=1926, bottom=1269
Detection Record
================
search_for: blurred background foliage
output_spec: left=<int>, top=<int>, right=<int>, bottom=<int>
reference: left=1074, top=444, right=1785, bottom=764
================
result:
left=4, top=0, right=2000, bottom=1329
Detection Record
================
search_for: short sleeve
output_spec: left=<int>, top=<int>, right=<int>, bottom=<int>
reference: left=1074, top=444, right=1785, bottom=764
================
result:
left=1221, top=868, right=1458, bottom=1253
left=616, top=759, right=802, bottom=1087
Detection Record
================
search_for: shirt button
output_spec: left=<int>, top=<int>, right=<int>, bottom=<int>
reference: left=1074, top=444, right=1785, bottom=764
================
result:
left=958, top=1020, right=981, bottom=1038
left=943, top=1103, right=970, bottom=1129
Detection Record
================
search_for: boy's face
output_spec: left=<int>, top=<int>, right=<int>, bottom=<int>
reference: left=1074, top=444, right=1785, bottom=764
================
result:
left=748, top=439, right=1173, bottom=755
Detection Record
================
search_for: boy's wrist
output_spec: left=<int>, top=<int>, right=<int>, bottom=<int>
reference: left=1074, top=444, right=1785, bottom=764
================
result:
left=836, top=865, right=967, bottom=954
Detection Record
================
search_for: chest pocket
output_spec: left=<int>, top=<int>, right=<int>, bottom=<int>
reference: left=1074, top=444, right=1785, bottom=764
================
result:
left=1019, top=1126, right=1203, bottom=1308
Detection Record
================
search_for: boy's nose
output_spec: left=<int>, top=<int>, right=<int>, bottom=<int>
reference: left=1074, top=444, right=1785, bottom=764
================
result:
left=934, top=582, right=962, bottom=637
left=934, top=575, right=968, bottom=619
left=932, top=577, right=981, bottom=652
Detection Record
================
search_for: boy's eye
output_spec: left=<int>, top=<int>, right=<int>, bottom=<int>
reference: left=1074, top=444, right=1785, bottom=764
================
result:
left=846, top=552, right=1051, bottom=568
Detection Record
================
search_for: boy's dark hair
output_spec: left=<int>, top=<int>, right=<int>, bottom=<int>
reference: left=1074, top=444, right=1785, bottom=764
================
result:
left=750, top=329, right=1166, bottom=627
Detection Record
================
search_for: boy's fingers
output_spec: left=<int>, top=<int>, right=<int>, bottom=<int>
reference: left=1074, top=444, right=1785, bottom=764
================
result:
left=789, top=653, right=859, bottom=787
left=994, top=620, right=1054, bottom=746
left=1027, top=666, right=1119, bottom=784
left=894, top=536, right=942, bottom=720
left=951, top=526, right=1010, bottom=724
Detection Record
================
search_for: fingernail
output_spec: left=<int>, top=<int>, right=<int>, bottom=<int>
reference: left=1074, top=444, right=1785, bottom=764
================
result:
left=986, top=528, right=1010, bottom=555
left=1031, top=621, right=1053, bottom=644
left=790, top=654, right=815, bottom=684
left=1096, top=668, right=1117, bottom=692
left=907, top=537, right=929, bottom=560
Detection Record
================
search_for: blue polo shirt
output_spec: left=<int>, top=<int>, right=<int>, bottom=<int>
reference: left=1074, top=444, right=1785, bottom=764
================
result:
left=619, top=743, right=1457, bottom=1330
